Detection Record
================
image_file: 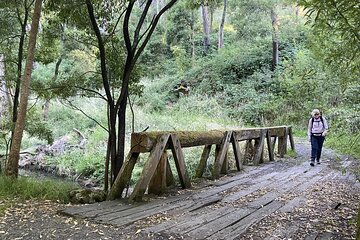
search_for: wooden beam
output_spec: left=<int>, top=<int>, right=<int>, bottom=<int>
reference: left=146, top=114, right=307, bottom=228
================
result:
left=213, top=131, right=232, bottom=179
left=148, top=151, right=168, bottom=195
left=244, top=140, right=254, bottom=165
left=107, top=152, right=139, bottom=200
left=278, top=127, right=288, bottom=157
left=169, top=134, right=191, bottom=189
left=195, top=145, right=212, bottom=178
left=266, top=130, right=274, bottom=162
left=253, top=129, right=266, bottom=165
left=129, top=134, right=170, bottom=202
left=166, top=158, right=175, bottom=187
left=131, top=130, right=224, bottom=153
left=288, top=127, right=295, bottom=151
left=231, top=132, right=242, bottom=171
left=131, top=126, right=289, bottom=153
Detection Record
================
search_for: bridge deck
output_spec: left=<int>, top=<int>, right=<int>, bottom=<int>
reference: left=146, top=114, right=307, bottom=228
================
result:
left=60, top=144, right=360, bottom=239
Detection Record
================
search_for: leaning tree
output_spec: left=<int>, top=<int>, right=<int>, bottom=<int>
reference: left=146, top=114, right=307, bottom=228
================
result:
left=47, top=0, right=179, bottom=192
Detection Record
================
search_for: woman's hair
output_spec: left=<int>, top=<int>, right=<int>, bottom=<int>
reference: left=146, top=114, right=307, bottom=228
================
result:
left=311, top=109, right=321, bottom=117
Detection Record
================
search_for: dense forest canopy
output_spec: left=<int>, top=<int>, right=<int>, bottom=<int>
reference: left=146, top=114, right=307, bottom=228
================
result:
left=0, top=0, right=359, bottom=185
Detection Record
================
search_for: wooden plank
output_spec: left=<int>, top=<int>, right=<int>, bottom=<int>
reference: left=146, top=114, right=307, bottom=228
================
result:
left=278, top=127, right=287, bottom=157
left=213, top=131, right=232, bottom=179
left=208, top=201, right=284, bottom=240
left=60, top=200, right=127, bottom=216
left=99, top=199, right=195, bottom=227
left=244, top=139, right=254, bottom=165
left=186, top=207, right=254, bottom=239
left=195, top=145, right=212, bottom=178
left=221, top=151, right=228, bottom=174
left=231, top=133, right=242, bottom=171
left=129, top=134, right=170, bottom=202
left=166, top=158, right=175, bottom=186
left=253, top=129, right=266, bottom=165
left=107, top=152, right=140, bottom=200
left=288, top=126, right=295, bottom=151
left=266, top=130, right=274, bottom=162
left=148, top=151, right=168, bottom=195
left=272, top=136, right=277, bottom=154
left=145, top=205, right=234, bottom=234
left=169, top=134, right=191, bottom=188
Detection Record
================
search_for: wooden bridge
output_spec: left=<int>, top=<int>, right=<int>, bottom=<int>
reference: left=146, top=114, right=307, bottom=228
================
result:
left=60, top=126, right=360, bottom=239
left=108, top=126, right=294, bottom=201
left=61, top=146, right=359, bottom=239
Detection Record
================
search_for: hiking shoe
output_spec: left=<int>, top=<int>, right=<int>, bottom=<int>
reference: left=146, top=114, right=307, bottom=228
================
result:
left=310, top=162, right=315, bottom=167
left=316, top=161, right=321, bottom=164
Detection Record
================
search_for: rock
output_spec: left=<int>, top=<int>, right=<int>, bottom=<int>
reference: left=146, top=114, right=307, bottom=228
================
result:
left=69, top=189, right=107, bottom=204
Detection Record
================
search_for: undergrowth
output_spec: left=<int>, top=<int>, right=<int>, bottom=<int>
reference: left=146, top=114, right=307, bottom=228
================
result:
left=0, top=175, right=77, bottom=203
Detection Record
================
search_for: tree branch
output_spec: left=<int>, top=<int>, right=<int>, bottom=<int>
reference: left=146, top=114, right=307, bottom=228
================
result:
left=62, top=99, right=109, bottom=133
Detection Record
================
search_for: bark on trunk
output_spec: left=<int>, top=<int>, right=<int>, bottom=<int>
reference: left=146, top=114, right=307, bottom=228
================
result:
left=13, top=6, right=29, bottom=124
left=271, top=9, right=279, bottom=71
left=0, top=54, right=8, bottom=120
left=191, top=10, right=196, bottom=59
left=218, top=0, right=227, bottom=49
left=200, top=3, right=211, bottom=54
left=6, top=0, right=42, bottom=177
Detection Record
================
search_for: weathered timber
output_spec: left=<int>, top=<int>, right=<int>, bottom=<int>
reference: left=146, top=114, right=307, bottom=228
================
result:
left=221, top=151, right=229, bottom=174
left=107, top=152, right=139, bottom=200
left=278, top=127, right=287, bottom=157
left=266, top=131, right=274, bottom=161
left=231, top=133, right=242, bottom=171
left=131, top=126, right=288, bottom=153
left=168, top=134, right=191, bottom=188
left=244, top=139, right=254, bottom=164
left=288, top=126, right=295, bottom=151
left=186, top=207, right=254, bottom=239
left=208, top=201, right=284, bottom=240
left=272, top=136, right=277, bottom=153
left=131, top=130, right=225, bottom=153
left=195, top=145, right=212, bottom=178
left=148, top=151, right=168, bottom=195
left=253, top=129, right=266, bottom=165
left=129, top=134, right=170, bottom=202
left=166, top=158, right=175, bottom=186
left=213, top=131, right=232, bottom=179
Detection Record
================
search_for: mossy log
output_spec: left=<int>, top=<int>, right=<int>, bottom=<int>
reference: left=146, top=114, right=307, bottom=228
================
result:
left=131, top=126, right=288, bottom=153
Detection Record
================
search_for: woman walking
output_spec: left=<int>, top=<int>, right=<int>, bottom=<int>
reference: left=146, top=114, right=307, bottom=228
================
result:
left=307, top=109, right=329, bottom=166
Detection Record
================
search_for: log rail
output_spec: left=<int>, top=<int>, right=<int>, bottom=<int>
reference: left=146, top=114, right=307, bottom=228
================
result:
left=108, top=126, right=295, bottom=202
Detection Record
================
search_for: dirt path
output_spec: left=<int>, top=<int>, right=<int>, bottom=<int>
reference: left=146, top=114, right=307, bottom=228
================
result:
left=0, top=140, right=359, bottom=240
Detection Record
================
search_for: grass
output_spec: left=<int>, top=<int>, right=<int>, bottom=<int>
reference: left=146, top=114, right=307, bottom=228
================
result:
left=0, top=174, right=77, bottom=204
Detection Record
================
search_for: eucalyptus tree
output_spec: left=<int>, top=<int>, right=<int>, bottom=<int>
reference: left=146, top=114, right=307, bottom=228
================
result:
left=47, top=0, right=179, bottom=190
left=0, top=0, right=36, bottom=125
left=5, top=0, right=43, bottom=177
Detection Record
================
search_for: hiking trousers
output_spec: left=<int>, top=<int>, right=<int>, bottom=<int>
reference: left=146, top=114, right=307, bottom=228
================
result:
left=311, top=135, right=325, bottom=161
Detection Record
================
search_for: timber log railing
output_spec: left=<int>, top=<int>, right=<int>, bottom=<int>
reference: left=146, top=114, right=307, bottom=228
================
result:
left=108, top=126, right=295, bottom=202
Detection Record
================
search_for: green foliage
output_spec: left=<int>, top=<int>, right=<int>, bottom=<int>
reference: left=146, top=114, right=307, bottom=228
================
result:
left=299, top=0, right=360, bottom=74
left=0, top=174, right=77, bottom=203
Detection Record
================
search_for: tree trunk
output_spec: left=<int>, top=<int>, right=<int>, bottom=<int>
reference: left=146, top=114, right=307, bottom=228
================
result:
left=6, top=0, right=43, bottom=177
left=218, top=0, right=227, bottom=49
left=191, top=10, right=196, bottom=59
left=0, top=54, right=8, bottom=120
left=295, top=0, right=299, bottom=17
left=13, top=6, right=29, bottom=124
left=200, top=3, right=210, bottom=55
left=271, top=9, right=279, bottom=71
